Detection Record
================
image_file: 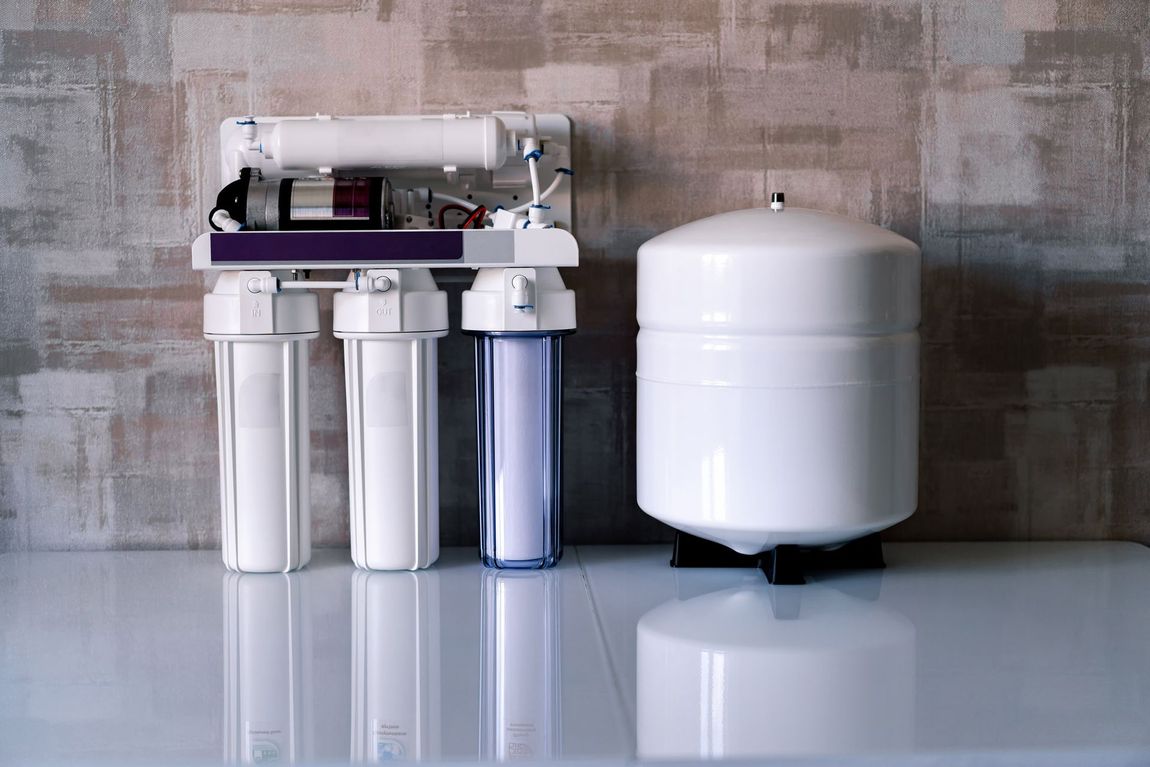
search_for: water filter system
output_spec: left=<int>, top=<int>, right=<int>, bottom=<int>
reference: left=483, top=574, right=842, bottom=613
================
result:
left=196, top=112, right=577, bottom=573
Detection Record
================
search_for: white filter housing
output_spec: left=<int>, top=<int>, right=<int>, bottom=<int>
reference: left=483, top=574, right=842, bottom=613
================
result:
left=335, top=269, right=447, bottom=571
left=206, top=271, right=318, bottom=573
left=636, top=207, right=921, bottom=554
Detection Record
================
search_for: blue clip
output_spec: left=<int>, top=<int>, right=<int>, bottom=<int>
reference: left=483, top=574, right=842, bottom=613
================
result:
left=521, top=220, right=531, bottom=228
left=529, top=203, right=552, bottom=210
left=235, top=118, right=256, bottom=125
left=354, top=270, right=361, bottom=291
left=556, top=167, right=574, bottom=175
left=523, top=149, right=543, bottom=162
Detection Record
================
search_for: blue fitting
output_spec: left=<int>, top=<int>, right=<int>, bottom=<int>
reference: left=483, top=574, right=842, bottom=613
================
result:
left=523, top=149, right=543, bottom=162
left=556, top=167, right=574, bottom=175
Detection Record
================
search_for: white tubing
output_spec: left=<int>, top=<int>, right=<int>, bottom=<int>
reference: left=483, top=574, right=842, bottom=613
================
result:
left=278, top=280, right=354, bottom=291
left=527, top=157, right=542, bottom=206
left=433, top=173, right=566, bottom=218
left=432, top=192, right=478, bottom=210
left=510, top=173, right=563, bottom=214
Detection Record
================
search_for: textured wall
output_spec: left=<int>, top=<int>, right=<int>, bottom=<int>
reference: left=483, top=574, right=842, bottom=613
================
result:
left=1, top=0, right=1148, bottom=551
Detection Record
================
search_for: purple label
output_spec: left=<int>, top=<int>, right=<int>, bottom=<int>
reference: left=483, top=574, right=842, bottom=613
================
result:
left=211, top=230, right=464, bottom=264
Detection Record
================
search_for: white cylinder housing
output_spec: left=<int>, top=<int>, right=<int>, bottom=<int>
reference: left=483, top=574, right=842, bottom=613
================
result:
left=266, top=115, right=508, bottom=172
left=206, top=272, right=318, bottom=573
left=335, top=269, right=447, bottom=571
left=636, top=207, right=921, bottom=554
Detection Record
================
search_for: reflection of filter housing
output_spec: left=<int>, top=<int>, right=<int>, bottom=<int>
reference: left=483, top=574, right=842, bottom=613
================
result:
left=351, top=570, right=441, bottom=762
left=637, top=208, right=921, bottom=555
left=224, top=573, right=311, bottom=764
left=463, top=268, right=575, bottom=569
left=480, top=570, right=561, bottom=760
left=637, top=585, right=915, bottom=759
left=336, top=269, right=447, bottom=571
left=206, top=271, right=318, bottom=573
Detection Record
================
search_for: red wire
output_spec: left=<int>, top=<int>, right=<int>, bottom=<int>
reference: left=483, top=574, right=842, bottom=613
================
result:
left=437, top=204, right=471, bottom=230
left=463, top=205, right=487, bottom=229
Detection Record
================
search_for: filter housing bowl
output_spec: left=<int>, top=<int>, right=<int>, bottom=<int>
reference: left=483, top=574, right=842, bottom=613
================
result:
left=636, top=207, right=921, bottom=555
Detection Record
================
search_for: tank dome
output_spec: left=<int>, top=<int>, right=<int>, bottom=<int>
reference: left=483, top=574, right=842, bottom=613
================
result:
left=638, top=207, right=920, bottom=334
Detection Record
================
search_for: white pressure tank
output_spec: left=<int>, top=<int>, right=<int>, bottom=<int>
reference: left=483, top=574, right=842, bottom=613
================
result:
left=636, top=203, right=921, bottom=555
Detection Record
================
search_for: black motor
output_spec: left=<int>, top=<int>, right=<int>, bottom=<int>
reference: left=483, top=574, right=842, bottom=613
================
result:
left=210, top=168, right=393, bottom=231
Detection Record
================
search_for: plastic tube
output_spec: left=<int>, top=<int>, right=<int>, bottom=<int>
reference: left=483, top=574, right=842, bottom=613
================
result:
left=432, top=173, right=565, bottom=218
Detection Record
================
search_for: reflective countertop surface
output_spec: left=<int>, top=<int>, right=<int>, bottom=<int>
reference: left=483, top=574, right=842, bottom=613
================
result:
left=2, top=543, right=1150, bottom=766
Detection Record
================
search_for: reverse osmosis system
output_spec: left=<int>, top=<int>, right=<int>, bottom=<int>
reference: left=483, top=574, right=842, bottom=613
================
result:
left=198, top=112, right=921, bottom=580
left=197, top=112, right=576, bottom=573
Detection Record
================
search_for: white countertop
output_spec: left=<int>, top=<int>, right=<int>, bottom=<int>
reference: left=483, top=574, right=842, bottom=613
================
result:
left=2, top=543, right=1150, bottom=766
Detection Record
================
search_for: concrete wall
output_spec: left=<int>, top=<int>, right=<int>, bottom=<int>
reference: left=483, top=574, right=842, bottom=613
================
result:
left=2, top=0, right=1148, bottom=551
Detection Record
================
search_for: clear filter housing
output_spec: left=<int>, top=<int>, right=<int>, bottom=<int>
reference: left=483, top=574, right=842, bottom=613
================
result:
left=462, top=267, right=576, bottom=570
left=473, top=332, right=567, bottom=569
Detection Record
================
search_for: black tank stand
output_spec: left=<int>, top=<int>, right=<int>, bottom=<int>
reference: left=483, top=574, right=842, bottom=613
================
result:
left=670, top=531, right=886, bottom=585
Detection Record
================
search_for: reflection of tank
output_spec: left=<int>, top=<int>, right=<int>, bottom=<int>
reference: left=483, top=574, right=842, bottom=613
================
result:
left=637, top=581, right=915, bottom=759
left=223, top=573, right=311, bottom=764
left=480, top=570, right=560, bottom=760
left=351, top=570, right=441, bottom=762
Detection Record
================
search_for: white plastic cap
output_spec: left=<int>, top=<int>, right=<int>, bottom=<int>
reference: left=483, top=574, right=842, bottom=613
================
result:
left=333, top=268, right=448, bottom=337
left=204, top=271, right=319, bottom=338
left=461, top=267, right=576, bottom=332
